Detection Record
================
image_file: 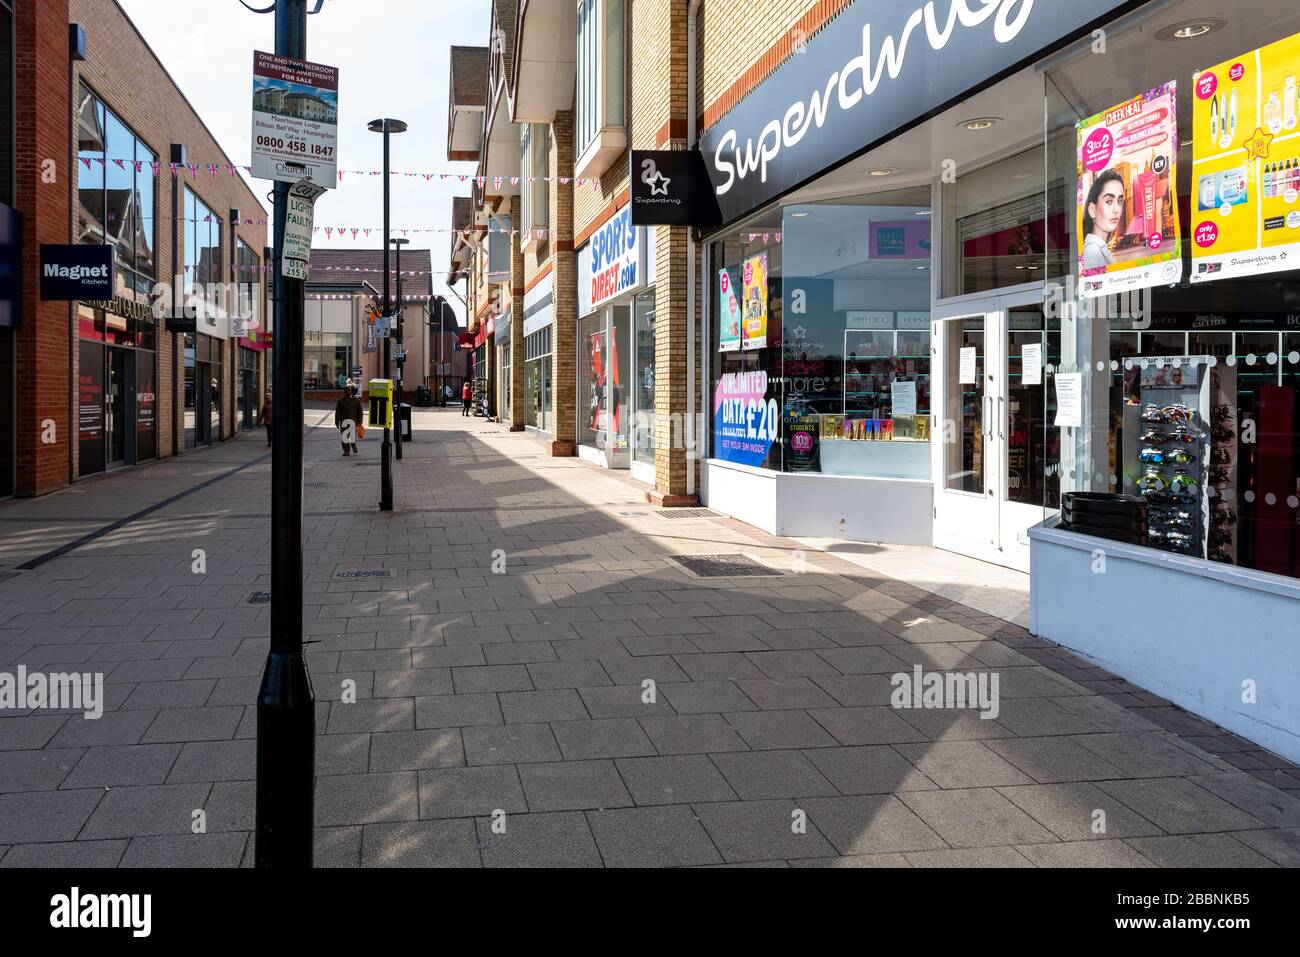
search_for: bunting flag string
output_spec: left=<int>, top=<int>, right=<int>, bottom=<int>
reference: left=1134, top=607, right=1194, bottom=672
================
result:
left=75, top=156, right=603, bottom=190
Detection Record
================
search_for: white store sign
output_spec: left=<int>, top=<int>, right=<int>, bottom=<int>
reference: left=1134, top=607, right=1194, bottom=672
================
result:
left=578, top=205, right=645, bottom=316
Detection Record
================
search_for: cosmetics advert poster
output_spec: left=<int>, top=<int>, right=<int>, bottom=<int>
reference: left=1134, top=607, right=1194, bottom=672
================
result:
left=718, top=267, right=742, bottom=353
left=1192, top=30, right=1300, bottom=283
left=1076, top=82, right=1183, bottom=299
left=741, top=252, right=768, bottom=350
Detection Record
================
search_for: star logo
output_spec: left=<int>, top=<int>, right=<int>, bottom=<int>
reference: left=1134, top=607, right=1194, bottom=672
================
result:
left=792, top=325, right=807, bottom=340
left=648, top=171, right=671, bottom=196
left=1243, top=126, right=1274, bottom=161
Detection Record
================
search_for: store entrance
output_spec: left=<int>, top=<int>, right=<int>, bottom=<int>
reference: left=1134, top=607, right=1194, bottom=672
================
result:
left=196, top=363, right=214, bottom=446
left=933, top=289, right=1056, bottom=571
left=106, top=347, right=130, bottom=468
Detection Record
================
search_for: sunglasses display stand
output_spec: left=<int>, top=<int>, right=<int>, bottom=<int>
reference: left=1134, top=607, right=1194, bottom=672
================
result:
left=1121, top=355, right=1214, bottom=559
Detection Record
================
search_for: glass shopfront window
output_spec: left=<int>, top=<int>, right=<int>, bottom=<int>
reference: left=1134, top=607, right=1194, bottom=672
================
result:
left=305, top=332, right=352, bottom=390
left=634, top=289, right=656, bottom=466
left=525, top=326, right=552, bottom=432
left=1041, top=0, right=1300, bottom=580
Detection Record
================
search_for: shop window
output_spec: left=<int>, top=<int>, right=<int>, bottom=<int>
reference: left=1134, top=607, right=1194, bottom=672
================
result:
left=520, top=124, right=550, bottom=247
left=710, top=231, right=783, bottom=471
left=237, top=239, right=260, bottom=332
left=634, top=290, right=657, bottom=466
left=775, top=191, right=933, bottom=478
left=185, top=188, right=222, bottom=328
left=575, top=0, right=626, bottom=179
left=1042, top=0, right=1300, bottom=581
left=525, top=326, right=553, bottom=432
left=76, top=85, right=156, bottom=294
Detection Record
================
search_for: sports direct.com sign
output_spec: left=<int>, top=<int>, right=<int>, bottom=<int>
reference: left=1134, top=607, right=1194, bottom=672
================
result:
left=578, top=205, right=645, bottom=315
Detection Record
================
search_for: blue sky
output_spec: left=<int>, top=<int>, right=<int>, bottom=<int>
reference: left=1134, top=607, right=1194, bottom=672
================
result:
left=119, top=0, right=495, bottom=318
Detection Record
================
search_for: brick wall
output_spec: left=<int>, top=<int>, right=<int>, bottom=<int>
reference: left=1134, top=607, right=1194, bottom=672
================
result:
left=14, top=0, right=72, bottom=496
left=547, top=109, right=576, bottom=456
left=14, top=0, right=270, bottom=496
left=508, top=194, right=525, bottom=431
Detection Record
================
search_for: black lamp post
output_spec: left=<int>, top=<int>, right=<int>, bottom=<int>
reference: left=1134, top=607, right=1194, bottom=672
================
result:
left=391, top=237, right=409, bottom=459
left=367, top=118, right=406, bottom=511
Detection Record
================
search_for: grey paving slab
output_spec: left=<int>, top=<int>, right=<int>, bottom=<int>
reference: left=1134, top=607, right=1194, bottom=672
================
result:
left=639, top=714, right=749, bottom=755
left=451, top=664, right=534, bottom=694
left=899, top=788, right=1059, bottom=848
left=0, top=789, right=104, bottom=843
left=0, top=714, right=70, bottom=750
left=894, top=741, right=1035, bottom=789
left=802, top=746, right=938, bottom=795
left=360, top=819, right=481, bottom=867
left=527, top=660, right=611, bottom=690
left=80, top=783, right=211, bottom=839
left=809, top=674, right=894, bottom=707
left=462, top=722, right=561, bottom=765
left=1097, top=777, right=1268, bottom=834
left=1230, top=826, right=1300, bottom=867
left=475, top=811, right=603, bottom=867
left=732, top=677, right=840, bottom=711
left=808, top=707, right=928, bottom=746
left=414, top=693, right=502, bottom=729
left=1071, top=732, right=1220, bottom=777
left=517, top=759, right=633, bottom=812
left=985, top=736, right=1129, bottom=784
left=1015, top=839, right=1159, bottom=867
left=997, top=782, right=1165, bottom=841
left=141, top=706, right=244, bottom=743
left=314, top=772, right=419, bottom=827
left=119, top=833, right=248, bottom=868
left=373, top=668, right=454, bottom=698
left=1184, top=771, right=1300, bottom=828
left=724, top=710, right=840, bottom=751
left=1124, top=833, right=1277, bottom=867
left=325, top=699, right=414, bottom=735
left=418, top=765, right=526, bottom=819
left=801, top=794, right=949, bottom=856
left=599, top=655, right=688, bottom=686
left=673, top=653, right=767, bottom=682
left=63, top=744, right=182, bottom=789
left=499, top=689, right=589, bottom=724
left=317, top=733, right=372, bottom=776
left=586, top=805, right=723, bottom=867
left=660, top=681, right=757, bottom=714
left=0, top=748, right=84, bottom=792
left=0, top=839, right=128, bottom=868
left=577, top=685, right=675, bottom=719
left=711, top=751, right=838, bottom=800
left=369, top=729, right=464, bottom=773
left=314, top=826, right=363, bottom=868
left=902, top=846, right=1033, bottom=867
left=615, top=754, right=737, bottom=806
left=692, top=799, right=836, bottom=863
left=551, top=717, right=656, bottom=761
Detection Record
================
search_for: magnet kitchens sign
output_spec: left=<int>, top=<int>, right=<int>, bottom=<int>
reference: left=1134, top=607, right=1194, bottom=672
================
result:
left=698, top=0, right=1135, bottom=226
left=40, top=245, right=114, bottom=300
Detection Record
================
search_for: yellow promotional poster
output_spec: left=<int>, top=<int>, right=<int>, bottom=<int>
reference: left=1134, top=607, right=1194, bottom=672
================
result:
left=1191, top=30, right=1300, bottom=282
left=741, top=252, right=768, bottom=350
left=1076, top=82, right=1183, bottom=298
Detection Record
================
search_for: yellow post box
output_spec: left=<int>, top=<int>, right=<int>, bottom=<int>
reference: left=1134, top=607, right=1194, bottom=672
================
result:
left=368, top=379, right=394, bottom=430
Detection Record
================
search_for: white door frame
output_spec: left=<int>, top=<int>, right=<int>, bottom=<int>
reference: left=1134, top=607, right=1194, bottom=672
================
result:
left=932, top=286, right=1045, bottom=571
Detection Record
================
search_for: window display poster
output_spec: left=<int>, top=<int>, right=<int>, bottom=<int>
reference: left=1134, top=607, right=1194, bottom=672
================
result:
left=1076, top=81, right=1183, bottom=298
left=959, top=347, right=977, bottom=384
left=1191, top=31, right=1300, bottom=283
left=741, top=252, right=768, bottom=350
left=714, top=370, right=779, bottom=467
left=1053, top=372, right=1083, bottom=428
left=891, top=380, right=917, bottom=417
left=718, top=267, right=742, bottom=352
left=785, top=414, right=820, bottom=472
left=1021, top=342, right=1043, bottom=386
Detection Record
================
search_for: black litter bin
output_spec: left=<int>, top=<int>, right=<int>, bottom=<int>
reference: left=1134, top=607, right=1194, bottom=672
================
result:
left=398, top=403, right=413, bottom=442
left=416, top=387, right=431, bottom=407
left=1059, top=492, right=1147, bottom=547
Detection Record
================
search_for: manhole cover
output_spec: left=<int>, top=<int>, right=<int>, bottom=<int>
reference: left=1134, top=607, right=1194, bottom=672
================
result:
left=670, top=554, right=781, bottom=578
left=655, top=509, right=720, bottom=521
left=247, top=591, right=272, bottom=604
left=333, top=568, right=394, bottom=580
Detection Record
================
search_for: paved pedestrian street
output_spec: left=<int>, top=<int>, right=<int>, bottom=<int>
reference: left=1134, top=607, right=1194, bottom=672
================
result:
left=1, top=407, right=1298, bottom=869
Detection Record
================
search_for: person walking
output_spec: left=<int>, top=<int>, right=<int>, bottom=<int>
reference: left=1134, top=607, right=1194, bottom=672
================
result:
left=461, top=380, right=472, bottom=417
left=260, top=389, right=273, bottom=447
left=335, top=381, right=363, bottom=456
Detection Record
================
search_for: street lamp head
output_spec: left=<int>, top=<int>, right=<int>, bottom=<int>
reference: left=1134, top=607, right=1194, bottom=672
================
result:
left=368, top=118, right=408, bottom=134
left=391, top=238, right=410, bottom=247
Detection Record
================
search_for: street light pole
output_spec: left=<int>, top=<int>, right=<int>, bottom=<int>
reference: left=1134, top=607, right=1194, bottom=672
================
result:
left=368, top=118, right=406, bottom=511
left=257, top=0, right=315, bottom=869
left=392, top=237, right=409, bottom=461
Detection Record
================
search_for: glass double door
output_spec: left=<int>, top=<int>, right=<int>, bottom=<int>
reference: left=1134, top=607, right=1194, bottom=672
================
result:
left=932, top=290, right=1058, bottom=571
left=578, top=305, right=631, bottom=467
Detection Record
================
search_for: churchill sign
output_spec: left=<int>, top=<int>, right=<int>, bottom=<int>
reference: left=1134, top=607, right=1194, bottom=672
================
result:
left=699, top=0, right=1134, bottom=225
left=39, top=245, right=114, bottom=300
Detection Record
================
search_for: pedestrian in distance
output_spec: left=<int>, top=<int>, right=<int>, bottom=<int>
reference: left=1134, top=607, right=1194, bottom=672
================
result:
left=336, top=381, right=363, bottom=456
left=462, top=380, right=472, bottom=417
left=260, top=389, right=273, bottom=447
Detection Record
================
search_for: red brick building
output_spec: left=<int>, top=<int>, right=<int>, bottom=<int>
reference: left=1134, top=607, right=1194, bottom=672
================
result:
left=5, top=0, right=269, bottom=498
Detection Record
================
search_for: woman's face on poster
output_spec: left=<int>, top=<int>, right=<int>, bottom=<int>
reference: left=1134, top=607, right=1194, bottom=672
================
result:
left=1089, top=179, right=1125, bottom=236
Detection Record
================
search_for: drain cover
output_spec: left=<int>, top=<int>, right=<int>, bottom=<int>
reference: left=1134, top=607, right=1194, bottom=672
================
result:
left=333, top=568, right=394, bottom=580
left=671, top=554, right=780, bottom=578
left=654, top=508, right=720, bottom=521
left=247, top=591, right=272, bottom=604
